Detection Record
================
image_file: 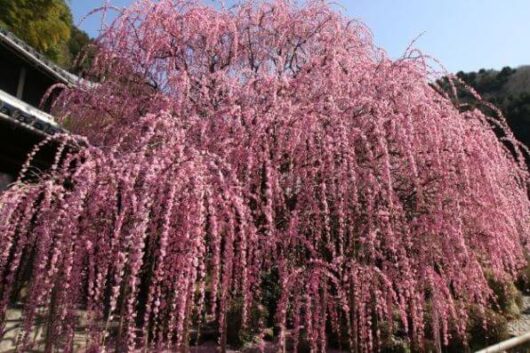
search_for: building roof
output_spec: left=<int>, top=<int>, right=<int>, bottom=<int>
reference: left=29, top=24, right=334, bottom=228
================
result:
left=0, top=29, right=98, bottom=136
left=0, top=28, right=91, bottom=88
left=0, top=29, right=93, bottom=178
left=0, top=89, right=64, bottom=137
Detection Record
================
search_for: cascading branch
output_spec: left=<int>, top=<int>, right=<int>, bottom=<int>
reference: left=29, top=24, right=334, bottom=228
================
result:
left=1, top=1, right=529, bottom=352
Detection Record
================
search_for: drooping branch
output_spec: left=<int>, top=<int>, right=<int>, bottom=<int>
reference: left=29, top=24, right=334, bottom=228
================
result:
left=1, top=1, right=529, bottom=353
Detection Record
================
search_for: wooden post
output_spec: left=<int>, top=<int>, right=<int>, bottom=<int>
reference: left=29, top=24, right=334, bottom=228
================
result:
left=16, top=67, right=26, bottom=99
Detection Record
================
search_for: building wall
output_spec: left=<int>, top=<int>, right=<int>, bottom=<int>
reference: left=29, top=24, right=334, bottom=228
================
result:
left=0, top=42, right=63, bottom=187
left=0, top=46, right=20, bottom=95
left=0, top=44, right=58, bottom=111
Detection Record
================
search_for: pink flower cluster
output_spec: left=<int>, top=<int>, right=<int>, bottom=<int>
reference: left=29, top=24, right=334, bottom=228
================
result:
left=1, top=1, right=529, bottom=352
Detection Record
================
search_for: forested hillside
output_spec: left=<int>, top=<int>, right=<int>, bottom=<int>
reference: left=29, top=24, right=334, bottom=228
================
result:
left=451, top=66, right=530, bottom=149
left=0, top=0, right=91, bottom=71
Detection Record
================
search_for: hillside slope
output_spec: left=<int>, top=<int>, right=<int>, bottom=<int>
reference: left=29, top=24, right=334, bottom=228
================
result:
left=453, top=66, right=530, bottom=148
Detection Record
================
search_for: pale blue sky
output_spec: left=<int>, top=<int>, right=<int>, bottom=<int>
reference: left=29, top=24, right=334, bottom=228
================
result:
left=71, top=0, right=530, bottom=73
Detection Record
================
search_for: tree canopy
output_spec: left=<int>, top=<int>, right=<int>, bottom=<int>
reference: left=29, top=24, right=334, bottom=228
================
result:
left=0, top=0, right=91, bottom=70
left=452, top=66, right=530, bottom=152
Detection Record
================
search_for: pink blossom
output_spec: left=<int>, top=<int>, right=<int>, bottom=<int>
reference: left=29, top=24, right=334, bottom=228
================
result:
left=0, top=1, right=529, bottom=352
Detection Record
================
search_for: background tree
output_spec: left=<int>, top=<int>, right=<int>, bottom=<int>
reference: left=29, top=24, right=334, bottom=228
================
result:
left=0, top=0, right=73, bottom=65
left=0, top=0, right=92, bottom=70
left=438, top=66, right=530, bottom=156
left=67, top=25, right=93, bottom=73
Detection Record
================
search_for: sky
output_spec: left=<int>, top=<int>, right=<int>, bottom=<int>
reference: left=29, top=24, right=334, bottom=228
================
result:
left=71, top=0, right=530, bottom=74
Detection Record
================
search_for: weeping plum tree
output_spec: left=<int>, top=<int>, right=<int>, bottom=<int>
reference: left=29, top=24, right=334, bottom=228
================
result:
left=1, top=0, right=530, bottom=352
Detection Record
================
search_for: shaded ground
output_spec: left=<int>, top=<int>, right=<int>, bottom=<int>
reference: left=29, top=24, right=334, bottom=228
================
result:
left=509, top=296, right=530, bottom=337
left=5, top=300, right=530, bottom=353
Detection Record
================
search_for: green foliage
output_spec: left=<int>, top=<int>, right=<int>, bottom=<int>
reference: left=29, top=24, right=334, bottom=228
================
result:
left=0, top=0, right=92, bottom=71
left=455, top=306, right=510, bottom=353
left=67, top=25, right=95, bottom=74
left=487, top=275, right=522, bottom=320
left=455, top=66, right=516, bottom=95
left=373, top=275, right=520, bottom=353
left=0, top=0, right=73, bottom=65
left=67, top=25, right=89, bottom=59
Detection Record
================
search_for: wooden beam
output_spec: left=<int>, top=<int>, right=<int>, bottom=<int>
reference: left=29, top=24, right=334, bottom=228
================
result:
left=475, top=332, right=530, bottom=353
